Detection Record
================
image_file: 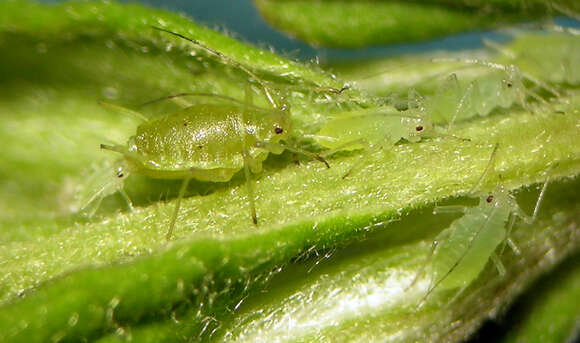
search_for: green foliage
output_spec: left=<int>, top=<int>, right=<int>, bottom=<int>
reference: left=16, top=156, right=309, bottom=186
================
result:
left=254, top=0, right=580, bottom=48
left=0, top=1, right=578, bottom=342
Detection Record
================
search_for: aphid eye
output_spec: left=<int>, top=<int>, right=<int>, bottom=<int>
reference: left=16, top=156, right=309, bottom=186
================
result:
left=416, top=125, right=424, bottom=132
left=117, top=171, right=124, bottom=178
left=274, top=126, right=284, bottom=134
left=486, top=195, right=494, bottom=203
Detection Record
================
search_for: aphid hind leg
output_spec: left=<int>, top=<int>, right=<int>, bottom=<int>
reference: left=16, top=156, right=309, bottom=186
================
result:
left=260, top=141, right=330, bottom=169
left=166, top=177, right=191, bottom=240
left=490, top=252, right=506, bottom=276
left=242, top=149, right=258, bottom=226
left=119, top=188, right=134, bottom=212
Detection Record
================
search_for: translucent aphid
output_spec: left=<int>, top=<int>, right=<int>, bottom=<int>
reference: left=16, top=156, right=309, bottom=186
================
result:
left=490, top=31, right=580, bottom=87
left=412, top=144, right=549, bottom=301
left=305, top=99, right=434, bottom=177
left=425, top=58, right=558, bottom=126
left=86, top=27, right=336, bottom=239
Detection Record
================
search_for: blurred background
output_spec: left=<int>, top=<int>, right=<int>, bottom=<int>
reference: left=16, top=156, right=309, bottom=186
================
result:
left=38, top=0, right=580, bottom=62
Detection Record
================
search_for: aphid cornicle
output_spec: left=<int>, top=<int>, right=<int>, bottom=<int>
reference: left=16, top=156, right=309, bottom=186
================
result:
left=412, top=144, right=549, bottom=302
left=93, top=27, right=336, bottom=240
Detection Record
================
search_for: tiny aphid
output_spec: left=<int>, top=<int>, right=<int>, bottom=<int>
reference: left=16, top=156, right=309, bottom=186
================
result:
left=425, top=59, right=557, bottom=127
left=87, top=27, right=338, bottom=240
left=412, top=144, right=549, bottom=301
left=490, top=31, right=580, bottom=87
left=305, top=101, right=434, bottom=177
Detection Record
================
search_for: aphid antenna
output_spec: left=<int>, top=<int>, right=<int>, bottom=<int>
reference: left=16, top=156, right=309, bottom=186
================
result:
left=100, top=144, right=125, bottom=154
left=263, top=81, right=350, bottom=95
left=151, top=26, right=279, bottom=109
left=256, top=141, right=330, bottom=168
left=467, top=143, right=499, bottom=195
left=99, top=101, right=149, bottom=122
left=139, top=92, right=283, bottom=115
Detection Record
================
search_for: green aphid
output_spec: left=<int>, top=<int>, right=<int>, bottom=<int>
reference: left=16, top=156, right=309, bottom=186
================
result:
left=305, top=98, right=435, bottom=177
left=493, top=31, right=580, bottom=87
left=86, top=27, right=335, bottom=240
left=415, top=145, right=548, bottom=301
left=425, top=58, right=558, bottom=127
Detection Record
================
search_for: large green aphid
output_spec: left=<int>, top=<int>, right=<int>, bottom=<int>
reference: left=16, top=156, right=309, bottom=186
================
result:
left=412, top=145, right=549, bottom=301
left=90, top=27, right=332, bottom=240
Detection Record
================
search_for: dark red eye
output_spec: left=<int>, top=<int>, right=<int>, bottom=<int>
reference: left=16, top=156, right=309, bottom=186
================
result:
left=416, top=125, right=424, bottom=132
left=274, top=126, right=284, bottom=134
left=486, top=195, right=494, bottom=203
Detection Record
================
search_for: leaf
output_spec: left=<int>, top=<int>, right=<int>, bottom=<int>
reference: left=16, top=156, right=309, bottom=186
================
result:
left=254, top=0, right=580, bottom=48
left=0, top=1, right=579, bottom=342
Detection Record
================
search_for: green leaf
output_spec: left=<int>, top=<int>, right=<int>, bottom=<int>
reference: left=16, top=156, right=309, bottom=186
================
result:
left=0, top=1, right=579, bottom=342
left=254, top=0, right=580, bottom=48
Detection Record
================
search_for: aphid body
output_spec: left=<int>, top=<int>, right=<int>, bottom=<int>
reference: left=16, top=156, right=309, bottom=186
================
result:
left=310, top=105, right=434, bottom=155
left=427, top=187, right=522, bottom=292
left=417, top=145, right=548, bottom=299
left=107, top=103, right=290, bottom=182
left=424, top=65, right=528, bottom=125
left=495, top=32, right=580, bottom=86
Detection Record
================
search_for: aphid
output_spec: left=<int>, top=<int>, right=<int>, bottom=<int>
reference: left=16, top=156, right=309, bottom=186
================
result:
left=424, top=58, right=558, bottom=127
left=490, top=31, right=580, bottom=87
left=88, top=27, right=335, bottom=240
left=304, top=100, right=434, bottom=177
left=412, top=145, right=549, bottom=301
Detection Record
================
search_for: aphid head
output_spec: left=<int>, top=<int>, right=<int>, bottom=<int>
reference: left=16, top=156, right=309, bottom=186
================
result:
left=481, top=185, right=513, bottom=208
left=261, top=109, right=292, bottom=144
left=405, top=116, right=434, bottom=142
left=501, top=65, right=526, bottom=98
left=76, top=159, right=130, bottom=214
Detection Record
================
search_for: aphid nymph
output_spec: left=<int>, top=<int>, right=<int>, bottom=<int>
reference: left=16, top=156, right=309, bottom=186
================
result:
left=411, top=144, right=549, bottom=302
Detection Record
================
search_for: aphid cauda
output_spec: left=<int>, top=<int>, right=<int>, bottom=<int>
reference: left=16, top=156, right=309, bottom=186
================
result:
left=412, top=144, right=549, bottom=301
left=89, top=27, right=338, bottom=240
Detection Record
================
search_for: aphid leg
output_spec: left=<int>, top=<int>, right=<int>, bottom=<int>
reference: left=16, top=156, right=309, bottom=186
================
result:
left=99, top=101, right=149, bottom=122
left=432, top=205, right=468, bottom=214
left=242, top=149, right=258, bottom=226
left=406, top=239, right=440, bottom=292
left=262, top=141, right=330, bottom=168
left=317, top=138, right=372, bottom=178
left=468, top=143, right=499, bottom=194
left=119, top=188, right=134, bottom=212
left=166, top=177, right=191, bottom=240
left=448, top=80, right=475, bottom=131
left=151, top=26, right=280, bottom=109
left=498, top=213, right=520, bottom=256
left=489, top=252, right=506, bottom=276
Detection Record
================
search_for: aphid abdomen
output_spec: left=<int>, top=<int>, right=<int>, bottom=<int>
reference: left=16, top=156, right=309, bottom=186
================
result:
left=431, top=205, right=509, bottom=290
left=132, top=105, right=247, bottom=171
